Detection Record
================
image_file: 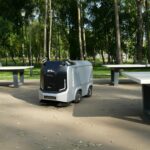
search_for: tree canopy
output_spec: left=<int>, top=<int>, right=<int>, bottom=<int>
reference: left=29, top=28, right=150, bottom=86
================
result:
left=0, top=0, right=149, bottom=65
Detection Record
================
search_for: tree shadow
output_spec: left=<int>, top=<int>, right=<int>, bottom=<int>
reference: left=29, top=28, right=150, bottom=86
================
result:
left=93, top=78, right=137, bottom=85
left=0, top=81, right=13, bottom=87
left=73, top=97, right=150, bottom=124
left=73, top=80, right=150, bottom=125
left=3, top=82, right=70, bottom=107
left=1, top=80, right=149, bottom=124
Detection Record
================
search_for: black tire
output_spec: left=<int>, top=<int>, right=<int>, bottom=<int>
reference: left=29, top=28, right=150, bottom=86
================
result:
left=74, top=90, right=82, bottom=103
left=86, top=86, right=92, bottom=97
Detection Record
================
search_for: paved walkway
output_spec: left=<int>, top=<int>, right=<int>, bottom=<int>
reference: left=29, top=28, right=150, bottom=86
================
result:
left=0, top=79, right=150, bottom=150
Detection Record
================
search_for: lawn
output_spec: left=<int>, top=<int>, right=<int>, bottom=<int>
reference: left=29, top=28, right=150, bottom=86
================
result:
left=0, top=64, right=150, bottom=80
left=0, top=66, right=110, bottom=80
left=0, top=68, right=40, bottom=80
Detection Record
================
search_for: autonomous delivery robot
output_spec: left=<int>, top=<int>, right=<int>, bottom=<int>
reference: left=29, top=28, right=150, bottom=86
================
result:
left=39, top=60, right=93, bottom=103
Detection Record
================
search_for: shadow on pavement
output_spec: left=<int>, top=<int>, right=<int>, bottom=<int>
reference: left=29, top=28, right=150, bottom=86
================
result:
left=1, top=79, right=149, bottom=124
left=73, top=97, right=150, bottom=125
left=73, top=79, right=150, bottom=125
left=93, top=78, right=137, bottom=85
left=7, top=82, right=70, bottom=107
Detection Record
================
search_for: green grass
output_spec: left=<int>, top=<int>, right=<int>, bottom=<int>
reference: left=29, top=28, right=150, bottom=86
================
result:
left=0, top=68, right=40, bottom=80
left=0, top=65, right=149, bottom=80
left=0, top=66, right=110, bottom=80
left=93, top=66, right=110, bottom=78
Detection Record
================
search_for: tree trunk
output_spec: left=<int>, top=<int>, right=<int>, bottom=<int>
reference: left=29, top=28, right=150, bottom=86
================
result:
left=145, top=0, right=150, bottom=63
left=136, top=0, right=144, bottom=63
left=29, top=23, right=32, bottom=66
left=80, top=2, right=87, bottom=60
left=44, top=0, right=48, bottom=58
left=57, top=28, right=61, bottom=60
left=82, top=27, right=87, bottom=59
left=5, top=49, right=8, bottom=66
left=100, top=49, right=105, bottom=64
left=22, top=23, right=25, bottom=65
left=48, top=0, right=52, bottom=60
left=29, top=24, right=33, bottom=76
left=114, top=0, right=122, bottom=64
left=77, top=0, right=84, bottom=60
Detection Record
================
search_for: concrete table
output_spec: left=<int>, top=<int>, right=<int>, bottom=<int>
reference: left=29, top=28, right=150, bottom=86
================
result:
left=0, top=66, right=34, bottom=87
left=102, top=64, right=150, bottom=86
left=123, top=72, right=150, bottom=117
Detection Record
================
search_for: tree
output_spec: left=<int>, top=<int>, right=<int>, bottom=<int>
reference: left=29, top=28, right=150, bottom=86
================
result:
left=48, top=0, right=52, bottom=60
left=44, top=0, right=48, bottom=58
left=136, top=0, right=144, bottom=63
left=114, top=0, right=122, bottom=64
left=145, top=0, right=150, bottom=63
left=0, top=0, right=149, bottom=64
left=77, top=0, right=84, bottom=60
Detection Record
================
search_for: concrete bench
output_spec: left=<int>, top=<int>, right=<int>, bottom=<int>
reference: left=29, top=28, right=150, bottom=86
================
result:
left=123, top=72, right=150, bottom=117
left=0, top=66, right=34, bottom=87
left=102, top=64, right=150, bottom=86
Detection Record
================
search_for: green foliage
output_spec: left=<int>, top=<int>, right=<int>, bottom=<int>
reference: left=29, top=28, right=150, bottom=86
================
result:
left=0, top=0, right=149, bottom=64
left=0, top=17, right=13, bottom=46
